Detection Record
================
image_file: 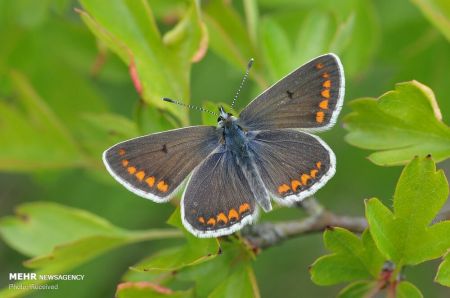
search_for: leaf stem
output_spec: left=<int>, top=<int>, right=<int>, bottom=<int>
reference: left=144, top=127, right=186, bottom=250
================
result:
left=127, top=229, right=183, bottom=242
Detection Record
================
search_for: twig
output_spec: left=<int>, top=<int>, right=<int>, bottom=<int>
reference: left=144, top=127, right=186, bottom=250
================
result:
left=243, top=197, right=450, bottom=249
left=243, top=197, right=367, bottom=249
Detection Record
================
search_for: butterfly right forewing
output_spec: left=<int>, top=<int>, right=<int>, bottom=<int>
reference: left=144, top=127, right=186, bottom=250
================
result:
left=103, top=126, right=220, bottom=202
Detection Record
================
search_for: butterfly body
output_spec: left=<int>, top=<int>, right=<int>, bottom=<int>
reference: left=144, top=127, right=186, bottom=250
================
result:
left=103, top=53, right=345, bottom=237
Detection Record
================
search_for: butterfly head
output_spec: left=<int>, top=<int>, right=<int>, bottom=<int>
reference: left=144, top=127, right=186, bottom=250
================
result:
left=217, top=106, right=236, bottom=128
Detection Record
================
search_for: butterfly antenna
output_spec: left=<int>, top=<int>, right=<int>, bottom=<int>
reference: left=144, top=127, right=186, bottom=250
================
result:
left=231, top=58, right=254, bottom=109
left=163, top=98, right=218, bottom=116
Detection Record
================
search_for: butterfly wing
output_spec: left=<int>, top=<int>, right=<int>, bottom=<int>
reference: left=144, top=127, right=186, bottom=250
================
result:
left=182, top=149, right=258, bottom=238
left=248, top=129, right=335, bottom=205
left=239, top=53, right=344, bottom=131
left=103, top=126, right=220, bottom=202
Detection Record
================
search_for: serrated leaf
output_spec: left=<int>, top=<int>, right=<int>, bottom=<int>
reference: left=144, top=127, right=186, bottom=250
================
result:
left=396, top=281, right=423, bottom=298
left=116, top=282, right=193, bottom=298
left=344, top=81, right=450, bottom=166
left=208, top=264, right=260, bottom=298
left=411, top=0, right=450, bottom=42
left=338, top=281, right=376, bottom=298
left=435, top=252, right=450, bottom=287
left=365, top=157, right=450, bottom=266
left=79, top=0, right=207, bottom=125
left=310, top=228, right=385, bottom=285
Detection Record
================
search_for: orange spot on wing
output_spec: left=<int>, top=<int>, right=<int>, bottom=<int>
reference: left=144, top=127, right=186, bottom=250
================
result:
left=316, top=111, right=325, bottom=123
left=319, top=100, right=329, bottom=109
left=323, top=80, right=331, bottom=88
left=322, top=72, right=330, bottom=78
left=157, top=180, right=169, bottom=192
left=310, top=169, right=318, bottom=178
left=228, top=209, right=239, bottom=221
left=207, top=218, right=216, bottom=226
left=198, top=217, right=205, bottom=224
left=122, top=160, right=129, bottom=167
left=321, top=89, right=330, bottom=98
left=145, top=176, right=155, bottom=187
left=291, top=180, right=301, bottom=192
left=119, top=149, right=126, bottom=156
left=301, top=174, right=311, bottom=185
left=316, top=161, right=322, bottom=169
left=135, top=171, right=145, bottom=181
left=316, top=63, right=324, bottom=69
left=239, top=203, right=250, bottom=214
left=217, top=213, right=228, bottom=224
left=127, top=166, right=136, bottom=174
left=278, top=184, right=291, bottom=194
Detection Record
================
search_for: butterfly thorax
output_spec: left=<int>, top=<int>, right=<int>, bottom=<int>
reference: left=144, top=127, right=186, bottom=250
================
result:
left=218, top=107, right=249, bottom=156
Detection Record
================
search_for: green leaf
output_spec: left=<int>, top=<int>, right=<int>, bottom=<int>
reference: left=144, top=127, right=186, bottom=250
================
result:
left=116, top=282, right=193, bottom=298
left=260, top=18, right=293, bottom=81
left=208, top=264, right=260, bottom=298
left=411, top=0, right=450, bottom=42
left=310, top=228, right=385, bottom=285
left=79, top=0, right=207, bottom=125
left=132, top=245, right=216, bottom=273
left=78, top=112, right=139, bottom=159
left=294, top=10, right=336, bottom=65
left=344, top=81, right=450, bottom=166
left=329, top=13, right=355, bottom=54
left=339, top=0, right=379, bottom=77
left=133, top=208, right=219, bottom=273
left=435, top=252, right=450, bottom=287
left=0, top=202, right=122, bottom=257
left=0, top=202, right=181, bottom=298
left=243, top=0, right=259, bottom=46
left=203, top=0, right=267, bottom=88
left=338, top=281, right=376, bottom=298
left=0, top=71, right=85, bottom=171
left=396, top=281, right=423, bottom=298
left=365, top=157, right=450, bottom=266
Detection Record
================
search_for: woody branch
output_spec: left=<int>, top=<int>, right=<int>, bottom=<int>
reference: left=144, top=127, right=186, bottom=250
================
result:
left=242, top=197, right=450, bottom=249
left=241, top=197, right=366, bottom=248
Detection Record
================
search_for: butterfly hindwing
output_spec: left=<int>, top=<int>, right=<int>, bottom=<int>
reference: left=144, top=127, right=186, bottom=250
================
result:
left=248, top=129, right=335, bottom=205
left=182, top=149, right=258, bottom=238
left=103, top=126, right=220, bottom=202
left=239, top=53, right=344, bottom=131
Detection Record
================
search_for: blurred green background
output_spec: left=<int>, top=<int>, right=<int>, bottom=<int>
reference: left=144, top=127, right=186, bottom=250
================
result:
left=0, top=0, right=449, bottom=297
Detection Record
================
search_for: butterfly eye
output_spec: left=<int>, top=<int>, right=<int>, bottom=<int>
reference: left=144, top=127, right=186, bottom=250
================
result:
left=217, top=117, right=223, bottom=122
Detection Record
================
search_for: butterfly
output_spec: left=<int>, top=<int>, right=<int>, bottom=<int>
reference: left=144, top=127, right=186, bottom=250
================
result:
left=103, top=53, right=345, bottom=238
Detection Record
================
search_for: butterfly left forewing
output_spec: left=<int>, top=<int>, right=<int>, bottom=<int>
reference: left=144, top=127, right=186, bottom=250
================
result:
left=103, top=126, right=220, bottom=202
left=248, top=129, right=335, bottom=205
